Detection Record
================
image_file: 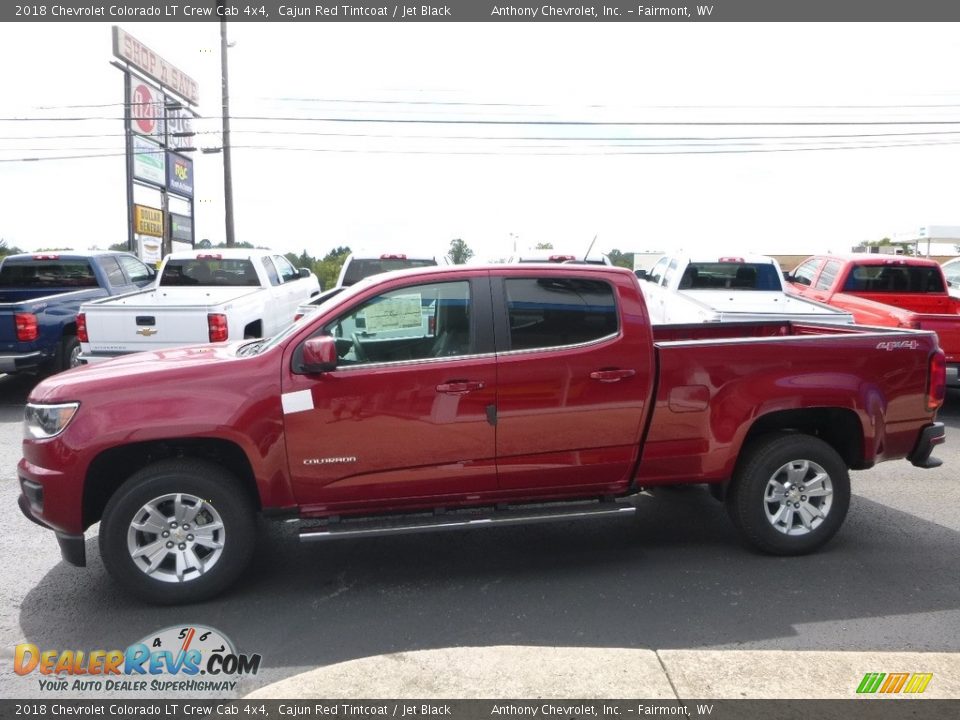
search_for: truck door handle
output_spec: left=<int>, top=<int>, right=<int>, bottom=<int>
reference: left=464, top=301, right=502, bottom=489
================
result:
left=436, top=381, right=485, bottom=394
left=590, top=369, right=636, bottom=383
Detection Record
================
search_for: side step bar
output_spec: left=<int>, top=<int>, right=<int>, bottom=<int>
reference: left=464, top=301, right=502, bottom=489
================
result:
left=299, top=501, right=636, bottom=543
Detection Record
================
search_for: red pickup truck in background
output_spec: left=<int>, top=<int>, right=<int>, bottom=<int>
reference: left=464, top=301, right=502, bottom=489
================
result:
left=18, top=265, right=947, bottom=604
left=786, top=254, right=960, bottom=386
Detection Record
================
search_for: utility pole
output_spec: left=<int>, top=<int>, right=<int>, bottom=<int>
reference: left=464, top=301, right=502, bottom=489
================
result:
left=219, top=7, right=236, bottom=247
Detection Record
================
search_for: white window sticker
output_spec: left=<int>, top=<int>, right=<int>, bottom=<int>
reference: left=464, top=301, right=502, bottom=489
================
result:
left=281, top=390, right=314, bottom=415
left=364, top=293, right=423, bottom=332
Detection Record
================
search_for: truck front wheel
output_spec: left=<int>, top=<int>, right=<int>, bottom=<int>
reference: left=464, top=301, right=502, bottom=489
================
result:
left=99, top=459, right=256, bottom=604
left=727, top=433, right=850, bottom=555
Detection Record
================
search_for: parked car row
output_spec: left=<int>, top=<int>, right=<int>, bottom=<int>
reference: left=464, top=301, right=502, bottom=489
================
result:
left=3, top=247, right=960, bottom=388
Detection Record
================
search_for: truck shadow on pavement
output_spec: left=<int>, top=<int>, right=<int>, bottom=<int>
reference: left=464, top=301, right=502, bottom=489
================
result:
left=18, top=479, right=960, bottom=689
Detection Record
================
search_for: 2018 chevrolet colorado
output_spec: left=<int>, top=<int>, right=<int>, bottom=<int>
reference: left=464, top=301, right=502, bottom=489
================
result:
left=18, top=265, right=947, bottom=603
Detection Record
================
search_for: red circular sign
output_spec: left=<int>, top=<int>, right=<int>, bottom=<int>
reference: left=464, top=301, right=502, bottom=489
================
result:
left=133, top=83, right=157, bottom=135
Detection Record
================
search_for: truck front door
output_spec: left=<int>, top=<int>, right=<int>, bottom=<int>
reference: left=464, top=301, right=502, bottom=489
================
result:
left=281, top=276, right=497, bottom=510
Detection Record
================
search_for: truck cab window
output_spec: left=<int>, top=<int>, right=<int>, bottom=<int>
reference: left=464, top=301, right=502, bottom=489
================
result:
left=505, top=277, right=617, bottom=351
left=322, top=280, right=471, bottom=366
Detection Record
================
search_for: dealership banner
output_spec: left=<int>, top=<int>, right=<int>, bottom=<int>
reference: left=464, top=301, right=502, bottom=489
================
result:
left=2, top=700, right=959, bottom=720
left=7, top=1, right=960, bottom=22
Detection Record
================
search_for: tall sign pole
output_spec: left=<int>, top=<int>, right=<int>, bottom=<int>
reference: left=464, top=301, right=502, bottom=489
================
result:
left=220, top=12, right=236, bottom=247
left=123, top=71, right=135, bottom=253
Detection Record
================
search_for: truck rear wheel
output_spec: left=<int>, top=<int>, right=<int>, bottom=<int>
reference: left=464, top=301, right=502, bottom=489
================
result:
left=99, top=459, right=256, bottom=604
left=726, top=433, right=850, bottom=555
left=57, top=336, right=82, bottom=372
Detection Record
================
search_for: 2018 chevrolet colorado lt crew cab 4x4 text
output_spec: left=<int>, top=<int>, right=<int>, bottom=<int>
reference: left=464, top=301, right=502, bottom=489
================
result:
left=18, top=264, right=947, bottom=603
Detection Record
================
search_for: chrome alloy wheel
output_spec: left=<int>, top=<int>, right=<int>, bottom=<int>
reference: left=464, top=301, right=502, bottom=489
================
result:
left=763, top=459, right=834, bottom=536
left=126, top=493, right=226, bottom=583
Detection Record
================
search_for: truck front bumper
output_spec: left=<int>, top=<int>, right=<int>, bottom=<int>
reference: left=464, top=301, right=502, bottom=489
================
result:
left=908, top=422, right=946, bottom=469
left=17, top=492, right=86, bottom=567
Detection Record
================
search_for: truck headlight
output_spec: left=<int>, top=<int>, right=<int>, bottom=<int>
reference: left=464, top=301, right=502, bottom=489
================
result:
left=24, top=403, right=79, bottom=439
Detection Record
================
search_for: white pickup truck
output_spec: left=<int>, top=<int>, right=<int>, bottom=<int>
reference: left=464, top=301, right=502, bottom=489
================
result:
left=78, top=248, right=320, bottom=363
left=638, top=254, right=854, bottom=325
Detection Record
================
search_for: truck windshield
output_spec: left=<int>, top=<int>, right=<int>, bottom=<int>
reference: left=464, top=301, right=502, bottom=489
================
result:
left=0, top=259, right=97, bottom=288
left=843, top=265, right=946, bottom=293
left=160, top=259, right=259, bottom=287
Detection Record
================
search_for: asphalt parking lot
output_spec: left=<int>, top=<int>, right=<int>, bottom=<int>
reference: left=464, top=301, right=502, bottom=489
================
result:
left=1, top=372, right=958, bottom=699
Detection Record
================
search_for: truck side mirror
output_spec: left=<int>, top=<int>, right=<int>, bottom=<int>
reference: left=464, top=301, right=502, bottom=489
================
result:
left=299, top=267, right=311, bottom=279
left=301, top=336, right=338, bottom=373
left=634, top=269, right=649, bottom=281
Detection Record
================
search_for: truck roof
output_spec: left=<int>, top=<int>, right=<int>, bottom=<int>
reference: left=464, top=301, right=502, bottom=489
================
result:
left=165, top=248, right=277, bottom=260
left=1, top=250, right=136, bottom=262
left=829, top=253, right=942, bottom=267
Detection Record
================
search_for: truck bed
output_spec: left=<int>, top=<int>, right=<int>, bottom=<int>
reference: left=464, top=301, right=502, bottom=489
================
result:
left=641, top=321, right=938, bottom=484
left=652, top=319, right=872, bottom=343
left=683, top=290, right=853, bottom=324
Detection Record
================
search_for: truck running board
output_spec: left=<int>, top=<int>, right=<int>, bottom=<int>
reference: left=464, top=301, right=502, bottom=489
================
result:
left=298, top=501, right=636, bottom=542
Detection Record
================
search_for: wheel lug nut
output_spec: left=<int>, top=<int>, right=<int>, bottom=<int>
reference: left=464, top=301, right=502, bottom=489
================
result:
left=801, top=496, right=807, bottom=501
left=183, top=524, right=190, bottom=530
left=162, top=531, right=169, bottom=538
left=187, top=535, right=194, bottom=541
left=170, top=522, right=178, bottom=528
left=166, top=541, right=174, bottom=548
left=178, top=543, right=186, bottom=550
left=794, top=503, right=800, bottom=508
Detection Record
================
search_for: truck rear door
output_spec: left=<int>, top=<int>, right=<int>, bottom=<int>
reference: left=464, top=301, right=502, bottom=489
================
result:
left=491, top=271, right=655, bottom=492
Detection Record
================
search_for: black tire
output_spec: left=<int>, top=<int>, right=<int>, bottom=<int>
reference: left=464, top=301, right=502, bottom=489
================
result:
left=56, top=335, right=82, bottom=372
left=99, top=459, right=256, bottom=604
left=726, top=432, right=850, bottom=556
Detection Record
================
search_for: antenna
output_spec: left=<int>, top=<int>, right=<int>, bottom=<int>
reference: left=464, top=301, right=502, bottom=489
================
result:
left=583, top=233, right=598, bottom=262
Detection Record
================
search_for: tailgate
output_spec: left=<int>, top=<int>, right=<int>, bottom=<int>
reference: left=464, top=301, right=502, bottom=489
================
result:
left=82, top=287, right=257, bottom=353
left=915, top=315, right=960, bottom=363
left=83, top=305, right=214, bottom=354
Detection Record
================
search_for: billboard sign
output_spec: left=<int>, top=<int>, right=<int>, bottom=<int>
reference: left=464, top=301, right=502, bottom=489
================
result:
left=129, top=78, right=165, bottom=142
left=165, top=95, right=195, bottom=151
left=132, top=135, right=166, bottom=187
left=133, top=204, right=164, bottom=238
left=112, top=26, right=199, bottom=105
left=170, top=212, right=193, bottom=245
left=166, top=152, right=194, bottom=198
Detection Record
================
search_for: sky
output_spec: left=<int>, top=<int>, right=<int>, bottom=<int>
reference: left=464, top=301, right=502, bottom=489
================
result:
left=3, top=21, right=960, bottom=262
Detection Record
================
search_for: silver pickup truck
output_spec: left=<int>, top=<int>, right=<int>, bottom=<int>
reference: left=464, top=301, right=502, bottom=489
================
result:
left=638, top=253, right=854, bottom=325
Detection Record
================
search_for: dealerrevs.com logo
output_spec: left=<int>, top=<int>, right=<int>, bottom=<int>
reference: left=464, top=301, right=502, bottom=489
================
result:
left=14, top=625, right=261, bottom=693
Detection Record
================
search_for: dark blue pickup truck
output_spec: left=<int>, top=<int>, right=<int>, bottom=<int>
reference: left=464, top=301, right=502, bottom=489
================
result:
left=0, top=252, right=155, bottom=375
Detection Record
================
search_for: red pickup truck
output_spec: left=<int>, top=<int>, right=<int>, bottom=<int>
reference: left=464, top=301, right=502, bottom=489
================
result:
left=18, top=265, right=947, bottom=603
left=786, top=254, right=960, bottom=386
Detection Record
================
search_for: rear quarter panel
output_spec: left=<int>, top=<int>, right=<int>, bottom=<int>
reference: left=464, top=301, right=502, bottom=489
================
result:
left=636, top=331, right=938, bottom=485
